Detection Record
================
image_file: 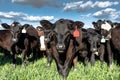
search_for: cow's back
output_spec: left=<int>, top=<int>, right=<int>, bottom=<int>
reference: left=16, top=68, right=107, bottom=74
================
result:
left=111, top=27, right=120, bottom=50
left=0, top=30, right=13, bottom=51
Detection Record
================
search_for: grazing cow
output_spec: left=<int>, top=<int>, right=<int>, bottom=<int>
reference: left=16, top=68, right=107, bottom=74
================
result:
left=92, top=20, right=113, bottom=68
left=2, top=22, right=42, bottom=65
left=40, top=19, right=84, bottom=79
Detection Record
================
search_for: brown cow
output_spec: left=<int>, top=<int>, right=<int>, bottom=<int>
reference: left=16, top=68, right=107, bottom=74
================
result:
left=110, top=22, right=120, bottom=64
left=1, top=22, right=43, bottom=66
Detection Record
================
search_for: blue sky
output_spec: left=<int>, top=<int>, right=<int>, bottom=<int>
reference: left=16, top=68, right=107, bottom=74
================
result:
left=0, top=0, right=120, bottom=28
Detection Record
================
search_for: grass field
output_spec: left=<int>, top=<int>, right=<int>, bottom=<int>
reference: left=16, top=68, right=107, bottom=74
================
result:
left=0, top=53, right=120, bottom=80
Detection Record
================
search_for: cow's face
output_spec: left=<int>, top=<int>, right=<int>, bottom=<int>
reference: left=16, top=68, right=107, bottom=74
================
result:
left=88, top=33, right=100, bottom=53
left=54, top=19, right=73, bottom=52
left=1, top=21, right=21, bottom=42
left=40, top=19, right=84, bottom=52
left=40, top=20, right=56, bottom=44
left=87, top=28, right=100, bottom=53
left=10, top=22, right=22, bottom=41
left=92, top=20, right=113, bottom=43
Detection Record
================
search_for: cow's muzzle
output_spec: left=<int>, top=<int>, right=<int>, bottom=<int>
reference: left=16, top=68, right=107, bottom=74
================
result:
left=56, top=44, right=65, bottom=52
left=91, top=48, right=98, bottom=56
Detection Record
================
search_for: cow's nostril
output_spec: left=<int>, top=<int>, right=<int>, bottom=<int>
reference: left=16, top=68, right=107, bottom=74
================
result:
left=56, top=44, right=65, bottom=49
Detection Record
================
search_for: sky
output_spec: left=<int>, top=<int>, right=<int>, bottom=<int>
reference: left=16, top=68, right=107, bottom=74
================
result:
left=0, top=0, right=120, bottom=29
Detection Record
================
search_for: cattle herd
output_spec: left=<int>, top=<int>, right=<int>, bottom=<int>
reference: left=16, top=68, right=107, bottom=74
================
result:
left=0, top=18, right=120, bottom=79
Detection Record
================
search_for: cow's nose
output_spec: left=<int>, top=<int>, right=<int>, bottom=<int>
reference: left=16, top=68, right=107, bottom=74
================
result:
left=56, top=44, right=65, bottom=50
left=91, top=48, right=97, bottom=52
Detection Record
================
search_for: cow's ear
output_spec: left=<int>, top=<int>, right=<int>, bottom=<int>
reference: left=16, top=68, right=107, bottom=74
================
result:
left=1, top=23, right=11, bottom=29
left=92, top=22, right=98, bottom=29
left=67, top=20, right=74, bottom=30
left=75, top=21, right=84, bottom=28
left=106, top=20, right=113, bottom=27
left=22, top=24, right=30, bottom=28
left=40, top=20, right=54, bottom=30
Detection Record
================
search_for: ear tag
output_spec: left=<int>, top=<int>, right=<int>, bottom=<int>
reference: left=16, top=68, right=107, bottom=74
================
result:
left=73, top=26, right=80, bottom=37
left=101, top=36, right=106, bottom=43
left=22, top=27, right=26, bottom=33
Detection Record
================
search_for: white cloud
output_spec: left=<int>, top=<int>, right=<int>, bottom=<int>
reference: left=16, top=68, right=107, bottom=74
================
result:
left=23, top=15, right=54, bottom=22
left=12, top=0, right=61, bottom=8
left=63, top=1, right=119, bottom=12
left=93, top=8, right=120, bottom=21
left=93, top=1, right=119, bottom=8
left=0, top=11, right=26, bottom=20
left=81, top=13, right=92, bottom=18
left=0, top=11, right=54, bottom=22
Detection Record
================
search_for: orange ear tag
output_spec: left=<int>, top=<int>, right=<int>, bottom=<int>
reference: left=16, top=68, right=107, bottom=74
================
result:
left=73, top=26, right=80, bottom=37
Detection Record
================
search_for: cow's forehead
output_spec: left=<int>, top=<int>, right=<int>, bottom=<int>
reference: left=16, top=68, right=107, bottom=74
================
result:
left=54, top=20, right=69, bottom=34
left=11, top=22, right=21, bottom=27
left=101, top=21, right=112, bottom=31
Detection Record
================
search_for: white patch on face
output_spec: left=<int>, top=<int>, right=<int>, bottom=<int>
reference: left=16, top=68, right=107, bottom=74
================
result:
left=40, top=35, right=46, bottom=51
left=101, top=36, right=106, bottom=43
left=94, top=52, right=98, bottom=56
left=22, top=28, right=26, bottom=33
left=101, top=21, right=112, bottom=31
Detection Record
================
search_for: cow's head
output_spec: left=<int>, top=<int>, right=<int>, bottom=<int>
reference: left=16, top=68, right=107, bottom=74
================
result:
left=40, top=19, right=75, bottom=52
left=40, top=20, right=56, bottom=44
left=87, top=28, right=101, bottom=55
left=1, top=21, right=22, bottom=42
left=36, top=26, right=46, bottom=51
left=92, top=20, right=113, bottom=43
left=53, top=19, right=74, bottom=52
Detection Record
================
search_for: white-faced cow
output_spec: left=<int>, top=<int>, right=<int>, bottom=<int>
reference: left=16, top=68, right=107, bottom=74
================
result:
left=92, top=20, right=113, bottom=68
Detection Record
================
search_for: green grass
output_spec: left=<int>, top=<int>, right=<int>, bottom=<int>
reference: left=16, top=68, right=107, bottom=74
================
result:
left=0, top=53, right=120, bottom=80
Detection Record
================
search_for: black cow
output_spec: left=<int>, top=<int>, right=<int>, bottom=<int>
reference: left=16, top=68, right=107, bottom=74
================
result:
left=72, top=27, right=101, bottom=69
left=2, top=22, right=41, bottom=66
left=92, top=20, right=113, bottom=68
left=40, top=19, right=84, bottom=79
left=87, top=28, right=101, bottom=66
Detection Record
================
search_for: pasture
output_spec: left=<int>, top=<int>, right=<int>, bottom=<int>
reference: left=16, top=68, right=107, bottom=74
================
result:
left=0, top=53, right=120, bottom=80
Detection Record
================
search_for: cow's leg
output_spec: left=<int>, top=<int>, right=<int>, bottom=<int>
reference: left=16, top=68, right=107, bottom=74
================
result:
left=32, top=48, right=37, bottom=62
left=11, top=44, right=17, bottom=67
left=84, top=57, right=89, bottom=67
left=107, top=40, right=113, bottom=69
left=73, top=55, right=78, bottom=71
left=46, top=49, right=52, bottom=67
left=3, top=49, right=11, bottom=58
left=22, top=49, right=28, bottom=66
left=81, top=50, right=89, bottom=66
left=90, top=52, right=95, bottom=67
left=99, top=44, right=105, bottom=67
left=22, top=38, right=29, bottom=66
